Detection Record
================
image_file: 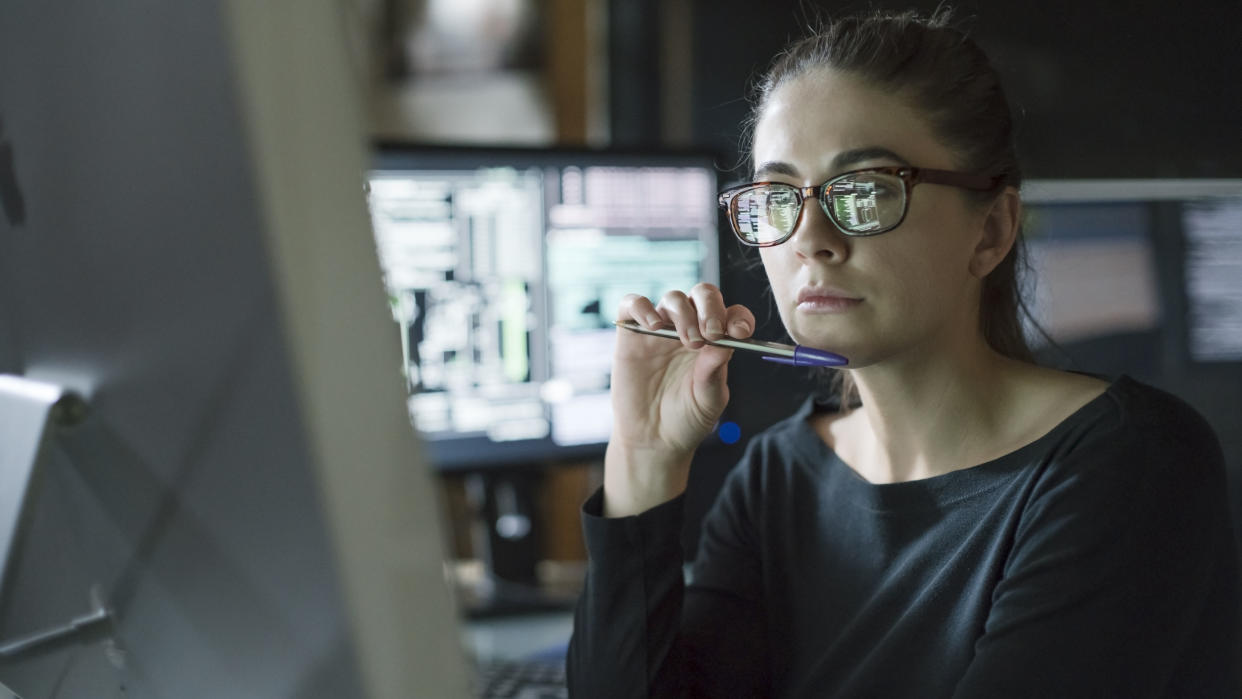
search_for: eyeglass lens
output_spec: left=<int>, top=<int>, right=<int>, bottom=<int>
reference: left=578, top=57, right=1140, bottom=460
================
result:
left=730, top=171, right=908, bottom=243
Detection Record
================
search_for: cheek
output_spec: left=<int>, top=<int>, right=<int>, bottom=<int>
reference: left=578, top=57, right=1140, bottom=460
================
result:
left=759, top=247, right=798, bottom=317
left=758, top=247, right=787, bottom=290
left=876, top=236, right=976, bottom=316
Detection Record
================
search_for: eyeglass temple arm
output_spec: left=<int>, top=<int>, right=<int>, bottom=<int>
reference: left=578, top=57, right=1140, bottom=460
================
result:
left=911, top=168, right=1002, bottom=191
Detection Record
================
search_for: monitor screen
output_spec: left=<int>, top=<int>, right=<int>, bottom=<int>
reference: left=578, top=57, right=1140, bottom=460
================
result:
left=1019, top=180, right=1242, bottom=375
left=1022, top=200, right=1162, bottom=345
left=366, top=146, right=721, bottom=469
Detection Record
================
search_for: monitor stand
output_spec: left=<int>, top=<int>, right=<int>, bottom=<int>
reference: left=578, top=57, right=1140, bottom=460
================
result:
left=458, top=469, right=577, bottom=618
left=0, top=375, right=109, bottom=661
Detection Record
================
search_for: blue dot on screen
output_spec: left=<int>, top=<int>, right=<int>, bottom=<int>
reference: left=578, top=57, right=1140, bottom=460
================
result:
left=718, top=421, right=742, bottom=445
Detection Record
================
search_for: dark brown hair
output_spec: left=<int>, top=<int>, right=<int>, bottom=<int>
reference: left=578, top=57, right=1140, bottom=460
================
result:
left=746, top=8, right=1038, bottom=406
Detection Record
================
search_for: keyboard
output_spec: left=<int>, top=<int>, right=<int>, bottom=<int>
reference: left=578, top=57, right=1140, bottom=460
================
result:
left=475, top=658, right=568, bottom=699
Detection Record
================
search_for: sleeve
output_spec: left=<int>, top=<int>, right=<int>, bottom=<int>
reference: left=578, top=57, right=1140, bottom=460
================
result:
left=566, top=454, right=771, bottom=699
left=952, top=395, right=1242, bottom=698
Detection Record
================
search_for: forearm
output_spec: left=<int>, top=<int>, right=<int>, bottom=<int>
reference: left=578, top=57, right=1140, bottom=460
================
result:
left=567, top=488, right=688, bottom=698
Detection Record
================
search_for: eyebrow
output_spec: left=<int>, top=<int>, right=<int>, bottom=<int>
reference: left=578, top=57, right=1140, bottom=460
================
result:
left=753, top=146, right=911, bottom=180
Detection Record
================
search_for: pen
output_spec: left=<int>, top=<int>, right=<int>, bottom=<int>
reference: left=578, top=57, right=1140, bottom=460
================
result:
left=613, top=320, right=848, bottom=367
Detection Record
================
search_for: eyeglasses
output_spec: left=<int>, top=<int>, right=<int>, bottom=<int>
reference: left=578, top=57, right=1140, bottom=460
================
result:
left=717, top=166, right=1001, bottom=246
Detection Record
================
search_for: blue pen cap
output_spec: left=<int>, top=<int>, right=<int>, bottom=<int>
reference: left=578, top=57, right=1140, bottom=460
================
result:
left=761, top=347, right=848, bottom=367
left=795, top=346, right=848, bottom=367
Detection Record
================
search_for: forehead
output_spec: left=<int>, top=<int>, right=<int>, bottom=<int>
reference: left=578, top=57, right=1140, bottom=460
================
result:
left=752, top=69, right=954, bottom=180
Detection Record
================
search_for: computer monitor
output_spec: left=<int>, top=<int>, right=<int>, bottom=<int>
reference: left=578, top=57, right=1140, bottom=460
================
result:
left=0, top=3, right=468, bottom=697
left=1020, top=179, right=1242, bottom=375
left=366, top=145, right=721, bottom=470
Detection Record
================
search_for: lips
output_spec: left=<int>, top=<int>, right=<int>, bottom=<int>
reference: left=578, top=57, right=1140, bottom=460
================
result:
left=797, top=285, right=861, bottom=303
left=796, top=285, right=862, bottom=313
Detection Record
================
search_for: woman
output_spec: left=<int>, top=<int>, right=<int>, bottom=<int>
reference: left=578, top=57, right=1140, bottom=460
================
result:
left=567, top=10, right=1239, bottom=698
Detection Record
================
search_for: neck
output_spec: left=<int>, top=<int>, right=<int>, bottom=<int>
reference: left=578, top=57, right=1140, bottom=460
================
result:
left=846, top=326, right=1020, bottom=483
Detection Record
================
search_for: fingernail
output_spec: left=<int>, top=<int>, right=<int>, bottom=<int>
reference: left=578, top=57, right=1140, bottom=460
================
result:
left=646, top=314, right=662, bottom=327
left=687, top=327, right=703, bottom=343
left=730, top=321, right=750, bottom=337
left=706, top=319, right=722, bottom=337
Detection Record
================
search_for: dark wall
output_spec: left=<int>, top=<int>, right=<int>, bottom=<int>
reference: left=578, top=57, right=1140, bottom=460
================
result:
left=689, top=0, right=1242, bottom=180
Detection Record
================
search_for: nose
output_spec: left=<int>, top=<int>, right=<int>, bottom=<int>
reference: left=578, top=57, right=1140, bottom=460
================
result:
left=789, top=189, right=850, bottom=263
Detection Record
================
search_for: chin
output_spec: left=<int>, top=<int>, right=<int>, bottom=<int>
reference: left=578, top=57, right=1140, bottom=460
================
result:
left=788, top=316, right=849, bottom=347
left=790, top=326, right=850, bottom=355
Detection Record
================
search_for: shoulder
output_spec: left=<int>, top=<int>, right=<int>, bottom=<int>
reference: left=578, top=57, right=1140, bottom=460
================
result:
left=1006, top=365, right=1219, bottom=466
left=1026, top=375, right=1227, bottom=522
left=1085, top=375, right=1222, bottom=462
left=1107, top=375, right=1218, bottom=440
left=1010, top=377, right=1235, bottom=585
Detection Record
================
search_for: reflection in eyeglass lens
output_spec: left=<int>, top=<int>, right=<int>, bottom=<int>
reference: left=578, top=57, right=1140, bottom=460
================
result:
left=830, top=177, right=885, bottom=232
left=734, top=186, right=798, bottom=242
left=735, top=193, right=763, bottom=238
left=765, top=188, right=799, bottom=235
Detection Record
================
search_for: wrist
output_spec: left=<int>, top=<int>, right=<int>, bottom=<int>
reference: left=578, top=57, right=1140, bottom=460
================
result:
left=602, top=441, right=693, bottom=518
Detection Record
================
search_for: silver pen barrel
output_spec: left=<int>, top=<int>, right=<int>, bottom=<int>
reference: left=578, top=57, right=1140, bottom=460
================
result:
left=613, top=320, right=797, bottom=358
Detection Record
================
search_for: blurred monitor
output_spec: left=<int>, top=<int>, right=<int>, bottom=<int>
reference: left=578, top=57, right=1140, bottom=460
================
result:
left=1021, top=180, right=1242, bottom=376
left=366, top=145, right=721, bottom=469
left=0, top=3, right=468, bottom=698
left=1024, top=201, right=1162, bottom=344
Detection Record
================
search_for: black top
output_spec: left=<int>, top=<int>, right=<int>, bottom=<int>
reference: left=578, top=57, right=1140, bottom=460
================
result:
left=567, top=376, right=1241, bottom=698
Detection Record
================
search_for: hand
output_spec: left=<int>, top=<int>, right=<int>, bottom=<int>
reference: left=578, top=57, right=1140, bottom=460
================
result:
left=604, top=283, right=756, bottom=516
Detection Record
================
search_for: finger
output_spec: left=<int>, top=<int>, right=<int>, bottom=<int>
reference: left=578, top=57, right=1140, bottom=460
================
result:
left=691, top=339, right=735, bottom=408
left=689, top=283, right=728, bottom=340
left=616, top=293, right=664, bottom=329
left=693, top=344, right=733, bottom=401
left=657, top=289, right=704, bottom=348
left=723, top=304, right=757, bottom=338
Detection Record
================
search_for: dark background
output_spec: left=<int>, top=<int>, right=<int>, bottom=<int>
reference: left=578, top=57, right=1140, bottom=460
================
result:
left=615, top=0, right=1242, bottom=179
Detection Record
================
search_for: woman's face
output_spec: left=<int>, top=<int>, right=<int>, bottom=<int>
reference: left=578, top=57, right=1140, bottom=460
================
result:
left=752, top=69, right=990, bottom=366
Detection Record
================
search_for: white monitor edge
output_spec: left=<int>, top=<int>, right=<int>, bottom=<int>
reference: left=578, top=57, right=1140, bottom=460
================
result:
left=221, top=2, right=471, bottom=697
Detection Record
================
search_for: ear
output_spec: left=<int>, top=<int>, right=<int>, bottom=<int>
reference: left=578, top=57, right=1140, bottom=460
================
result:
left=968, top=187, right=1021, bottom=278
